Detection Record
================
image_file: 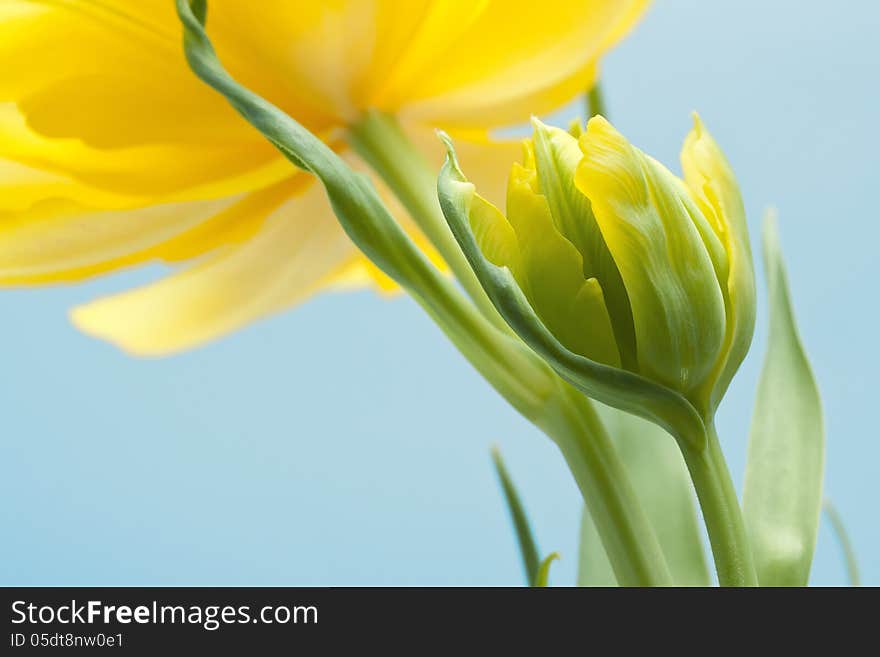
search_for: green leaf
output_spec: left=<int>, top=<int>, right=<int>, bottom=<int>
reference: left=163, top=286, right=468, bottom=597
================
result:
left=742, top=211, right=825, bottom=586
left=534, top=552, right=561, bottom=587
left=577, top=505, right=616, bottom=586
left=437, top=133, right=707, bottom=449
left=823, top=500, right=861, bottom=587
left=490, top=447, right=541, bottom=586
left=578, top=407, right=711, bottom=586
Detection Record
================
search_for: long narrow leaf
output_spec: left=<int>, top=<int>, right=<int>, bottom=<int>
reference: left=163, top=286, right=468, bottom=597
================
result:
left=578, top=406, right=710, bottom=586
left=577, top=505, right=616, bottom=586
left=491, top=447, right=541, bottom=586
left=743, top=211, right=825, bottom=586
left=534, top=553, right=560, bottom=587
left=823, top=500, right=860, bottom=586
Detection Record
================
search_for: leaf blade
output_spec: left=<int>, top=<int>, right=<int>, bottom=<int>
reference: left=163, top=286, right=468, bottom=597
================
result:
left=491, top=447, right=541, bottom=586
left=823, top=500, right=860, bottom=587
left=534, top=552, right=560, bottom=587
left=742, top=211, right=825, bottom=586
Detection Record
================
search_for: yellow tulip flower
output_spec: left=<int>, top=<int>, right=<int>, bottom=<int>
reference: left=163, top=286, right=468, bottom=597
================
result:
left=0, top=0, right=649, bottom=354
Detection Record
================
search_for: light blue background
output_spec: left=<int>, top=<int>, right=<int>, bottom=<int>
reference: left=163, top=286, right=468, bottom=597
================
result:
left=1, top=0, right=876, bottom=586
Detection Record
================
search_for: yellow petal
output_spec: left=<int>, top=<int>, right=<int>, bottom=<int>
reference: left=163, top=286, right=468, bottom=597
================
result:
left=0, top=102, right=291, bottom=200
left=0, top=157, right=133, bottom=213
left=506, top=163, right=620, bottom=366
left=0, top=2, right=325, bottom=198
left=382, top=0, right=651, bottom=127
left=71, top=177, right=362, bottom=356
left=0, top=178, right=308, bottom=285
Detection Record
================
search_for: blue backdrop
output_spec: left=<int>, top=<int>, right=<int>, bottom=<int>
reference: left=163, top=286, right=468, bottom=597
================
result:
left=2, top=0, right=876, bottom=585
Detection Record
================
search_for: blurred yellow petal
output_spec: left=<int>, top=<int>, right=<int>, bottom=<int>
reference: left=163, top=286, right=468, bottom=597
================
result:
left=0, top=2, right=322, bottom=199
left=0, top=0, right=653, bottom=353
left=0, top=103, right=290, bottom=200
left=71, top=177, right=362, bottom=355
left=0, top=157, right=134, bottom=212
left=0, top=179, right=301, bottom=285
left=382, top=0, right=651, bottom=127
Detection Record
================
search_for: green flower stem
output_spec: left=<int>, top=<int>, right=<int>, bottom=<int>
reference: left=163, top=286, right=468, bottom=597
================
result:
left=389, top=235, right=671, bottom=587
left=388, top=200, right=671, bottom=587
left=544, top=388, right=673, bottom=586
left=586, top=82, right=608, bottom=118
left=347, top=109, right=671, bottom=586
left=681, top=424, right=758, bottom=586
left=347, top=110, right=507, bottom=331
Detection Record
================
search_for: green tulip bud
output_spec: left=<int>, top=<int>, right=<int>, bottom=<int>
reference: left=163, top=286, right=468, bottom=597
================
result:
left=438, top=115, right=755, bottom=446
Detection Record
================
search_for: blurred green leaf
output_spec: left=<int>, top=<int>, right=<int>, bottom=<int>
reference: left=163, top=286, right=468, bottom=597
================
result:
left=491, top=447, right=541, bottom=586
left=578, top=406, right=710, bottom=586
left=534, top=552, right=561, bottom=587
left=823, top=500, right=860, bottom=586
left=742, top=211, right=825, bottom=586
left=577, top=506, right=616, bottom=586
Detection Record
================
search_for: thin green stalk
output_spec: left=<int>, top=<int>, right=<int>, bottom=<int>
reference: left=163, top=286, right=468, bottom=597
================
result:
left=347, top=110, right=507, bottom=330
left=547, top=388, right=673, bottom=586
left=586, top=82, right=608, bottom=119
left=680, top=423, right=758, bottom=586
left=823, top=500, right=860, bottom=586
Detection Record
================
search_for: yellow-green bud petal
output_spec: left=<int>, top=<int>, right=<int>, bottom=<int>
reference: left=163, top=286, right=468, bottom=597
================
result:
left=575, top=116, right=727, bottom=402
left=505, top=163, right=620, bottom=366
left=530, top=117, right=637, bottom=370
left=681, top=113, right=756, bottom=410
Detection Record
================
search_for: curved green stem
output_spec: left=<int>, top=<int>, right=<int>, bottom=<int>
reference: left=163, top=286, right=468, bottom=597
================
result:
left=396, top=217, right=671, bottom=587
left=347, top=110, right=508, bottom=331
left=401, top=239, right=671, bottom=586
left=544, top=389, right=673, bottom=586
left=681, top=423, right=758, bottom=586
left=347, top=110, right=669, bottom=586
